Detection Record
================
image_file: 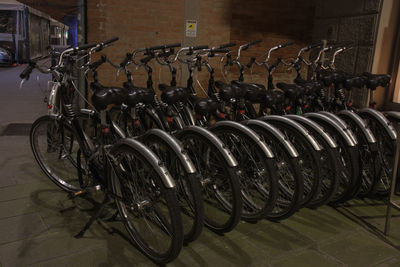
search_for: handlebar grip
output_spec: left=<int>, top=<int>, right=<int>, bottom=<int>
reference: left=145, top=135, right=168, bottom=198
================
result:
left=217, top=42, right=236, bottom=49
left=192, top=45, right=208, bottom=50
left=102, top=36, right=119, bottom=46
left=246, top=57, right=256, bottom=68
left=76, top=42, right=97, bottom=51
left=242, top=39, right=262, bottom=51
left=120, top=53, right=133, bottom=67
left=305, top=42, right=322, bottom=52
left=89, top=55, right=107, bottom=70
left=211, top=48, right=229, bottom=53
left=279, top=42, right=294, bottom=48
left=165, top=43, right=181, bottom=49
left=20, top=62, right=35, bottom=79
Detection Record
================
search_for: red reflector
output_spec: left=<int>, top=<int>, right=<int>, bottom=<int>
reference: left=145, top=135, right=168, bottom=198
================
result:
left=285, top=106, right=291, bottom=111
left=347, top=102, right=353, bottom=107
left=166, top=116, right=173, bottom=123
left=196, top=114, right=202, bottom=119
left=47, top=104, right=52, bottom=109
left=239, top=110, right=245, bottom=114
left=134, top=120, right=140, bottom=125
left=218, top=112, right=226, bottom=118
left=304, top=104, right=309, bottom=109
left=101, top=128, right=110, bottom=133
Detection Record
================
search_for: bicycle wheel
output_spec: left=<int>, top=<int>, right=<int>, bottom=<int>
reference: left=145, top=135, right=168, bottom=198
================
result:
left=339, top=115, right=380, bottom=197
left=247, top=125, right=304, bottom=220
left=210, top=126, right=278, bottom=221
left=110, top=141, right=183, bottom=264
left=303, top=130, right=340, bottom=207
left=176, top=131, right=242, bottom=233
left=308, top=118, right=360, bottom=203
left=266, top=121, right=322, bottom=207
left=30, top=115, right=88, bottom=193
left=140, top=135, right=204, bottom=243
left=360, top=114, right=396, bottom=196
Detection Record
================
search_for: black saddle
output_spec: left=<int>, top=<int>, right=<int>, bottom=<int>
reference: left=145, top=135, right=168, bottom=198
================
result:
left=362, top=72, right=391, bottom=90
left=90, top=82, right=127, bottom=111
left=215, top=81, right=245, bottom=102
left=342, top=76, right=367, bottom=90
left=194, top=97, right=218, bottom=116
left=276, top=83, right=304, bottom=100
left=230, top=80, right=266, bottom=103
left=123, top=82, right=154, bottom=106
left=159, top=84, right=188, bottom=105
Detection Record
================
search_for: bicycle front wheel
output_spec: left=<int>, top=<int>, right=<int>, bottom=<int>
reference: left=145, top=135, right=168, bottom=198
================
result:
left=110, top=141, right=183, bottom=264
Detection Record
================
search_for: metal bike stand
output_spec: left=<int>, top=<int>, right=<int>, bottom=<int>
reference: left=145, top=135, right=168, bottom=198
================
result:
left=384, top=121, right=400, bottom=235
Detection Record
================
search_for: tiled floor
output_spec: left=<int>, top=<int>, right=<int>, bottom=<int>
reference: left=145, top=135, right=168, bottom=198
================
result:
left=0, top=136, right=399, bottom=267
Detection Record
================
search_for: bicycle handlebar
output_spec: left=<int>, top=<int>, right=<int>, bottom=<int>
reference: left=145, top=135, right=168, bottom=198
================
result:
left=242, top=39, right=262, bottom=51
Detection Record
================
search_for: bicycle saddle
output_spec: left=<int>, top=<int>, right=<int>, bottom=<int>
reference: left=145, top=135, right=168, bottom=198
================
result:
left=194, top=97, right=218, bottom=116
left=215, top=81, right=242, bottom=102
left=276, top=83, right=303, bottom=100
left=159, top=84, right=188, bottom=105
left=318, top=71, right=345, bottom=86
left=342, top=76, right=366, bottom=90
left=362, top=72, right=391, bottom=90
left=230, top=80, right=265, bottom=103
left=90, top=82, right=128, bottom=111
left=123, top=82, right=155, bottom=106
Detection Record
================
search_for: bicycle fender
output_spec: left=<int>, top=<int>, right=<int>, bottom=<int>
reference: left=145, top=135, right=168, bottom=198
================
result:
left=111, top=138, right=176, bottom=188
left=241, top=119, right=299, bottom=158
left=260, top=115, right=323, bottom=151
left=384, top=111, right=400, bottom=123
left=175, top=125, right=238, bottom=167
left=304, top=113, right=356, bottom=147
left=285, top=114, right=338, bottom=149
left=338, top=110, right=376, bottom=144
left=359, top=108, right=397, bottom=140
left=319, top=111, right=358, bottom=144
left=139, top=129, right=196, bottom=174
left=208, top=120, right=275, bottom=158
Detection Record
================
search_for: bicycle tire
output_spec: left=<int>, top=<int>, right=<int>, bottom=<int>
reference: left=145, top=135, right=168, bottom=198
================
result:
left=210, top=125, right=279, bottom=221
left=140, top=135, right=204, bottom=243
left=110, top=142, right=183, bottom=264
left=247, top=124, right=304, bottom=220
left=176, top=131, right=242, bottom=233
left=265, top=121, right=322, bottom=207
left=30, top=115, right=86, bottom=193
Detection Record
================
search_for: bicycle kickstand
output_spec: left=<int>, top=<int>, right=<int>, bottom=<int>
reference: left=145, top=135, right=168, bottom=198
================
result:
left=74, top=194, right=110, bottom=238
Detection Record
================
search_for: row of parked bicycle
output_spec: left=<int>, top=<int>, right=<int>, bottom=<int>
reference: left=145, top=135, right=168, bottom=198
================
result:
left=20, top=37, right=399, bottom=263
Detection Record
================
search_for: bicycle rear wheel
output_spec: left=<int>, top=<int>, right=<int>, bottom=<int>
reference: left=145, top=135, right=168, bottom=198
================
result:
left=110, top=141, right=183, bottom=264
left=30, top=115, right=88, bottom=192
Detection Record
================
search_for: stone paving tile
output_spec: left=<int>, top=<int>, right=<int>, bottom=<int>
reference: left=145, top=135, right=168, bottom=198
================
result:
left=0, top=181, right=54, bottom=202
left=0, top=213, right=48, bottom=245
left=27, top=247, right=113, bottom=267
left=319, top=231, right=400, bottom=266
left=0, top=198, right=38, bottom=219
left=0, top=230, right=108, bottom=267
left=271, top=249, right=345, bottom=267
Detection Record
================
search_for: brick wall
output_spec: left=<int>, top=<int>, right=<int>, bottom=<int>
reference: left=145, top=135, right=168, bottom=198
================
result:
left=228, top=0, right=316, bottom=86
left=86, top=0, right=316, bottom=95
left=87, top=0, right=185, bottom=90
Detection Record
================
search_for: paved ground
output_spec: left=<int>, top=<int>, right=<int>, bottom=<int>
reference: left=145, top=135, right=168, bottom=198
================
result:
left=1, top=66, right=400, bottom=266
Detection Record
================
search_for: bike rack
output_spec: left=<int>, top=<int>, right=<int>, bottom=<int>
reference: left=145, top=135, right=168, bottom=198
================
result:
left=384, top=119, right=400, bottom=235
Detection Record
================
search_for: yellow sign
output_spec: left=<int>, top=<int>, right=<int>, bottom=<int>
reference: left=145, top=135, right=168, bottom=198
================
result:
left=186, top=20, right=197, bottom=38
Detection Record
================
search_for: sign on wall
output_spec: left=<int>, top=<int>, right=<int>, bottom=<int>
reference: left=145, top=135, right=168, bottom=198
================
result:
left=186, top=20, right=197, bottom=37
